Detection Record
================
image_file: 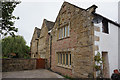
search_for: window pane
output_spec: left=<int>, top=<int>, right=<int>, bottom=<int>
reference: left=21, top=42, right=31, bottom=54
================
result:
left=66, top=54, right=68, bottom=65
left=69, top=54, right=71, bottom=65
left=60, top=53, right=62, bottom=64
left=62, top=28, right=63, bottom=38
left=58, top=53, right=59, bottom=63
left=68, top=25, right=69, bottom=36
left=102, top=19, right=109, bottom=34
left=59, top=29, right=61, bottom=39
left=64, top=27, right=66, bottom=37
left=63, top=54, right=65, bottom=64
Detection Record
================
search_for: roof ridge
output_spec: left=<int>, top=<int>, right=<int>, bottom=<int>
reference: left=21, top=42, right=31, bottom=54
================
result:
left=44, top=19, right=54, bottom=23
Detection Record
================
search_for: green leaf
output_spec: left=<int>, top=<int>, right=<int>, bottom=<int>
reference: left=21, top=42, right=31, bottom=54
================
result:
left=1, top=2, right=20, bottom=36
left=2, top=35, right=30, bottom=58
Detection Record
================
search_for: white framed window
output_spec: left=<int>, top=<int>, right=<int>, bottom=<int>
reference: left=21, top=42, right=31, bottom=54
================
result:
left=57, top=52, right=71, bottom=68
left=61, top=28, right=63, bottom=38
left=68, top=25, right=70, bottom=36
left=58, top=23, right=70, bottom=40
left=64, top=26, right=67, bottom=37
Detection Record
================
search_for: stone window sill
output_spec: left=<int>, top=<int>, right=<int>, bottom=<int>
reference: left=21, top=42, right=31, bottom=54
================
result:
left=57, top=64, right=72, bottom=70
left=57, top=36, right=70, bottom=41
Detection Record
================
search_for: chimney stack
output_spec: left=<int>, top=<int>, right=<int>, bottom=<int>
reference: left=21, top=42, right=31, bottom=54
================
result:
left=86, top=5, right=98, bottom=13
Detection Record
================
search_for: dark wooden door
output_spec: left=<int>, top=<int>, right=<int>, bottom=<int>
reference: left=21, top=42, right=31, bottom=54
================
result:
left=36, top=58, right=45, bottom=69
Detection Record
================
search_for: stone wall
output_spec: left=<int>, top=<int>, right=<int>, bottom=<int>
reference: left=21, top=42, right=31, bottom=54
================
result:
left=71, top=10, right=95, bottom=78
left=30, top=27, right=40, bottom=58
left=2, top=58, right=36, bottom=72
left=38, top=20, right=51, bottom=69
left=38, top=21, right=49, bottom=59
left=51, top=2, right=95, bottom=78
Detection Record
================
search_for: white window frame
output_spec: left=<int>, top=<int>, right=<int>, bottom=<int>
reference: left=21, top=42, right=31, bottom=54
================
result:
left=68, top=25, right=70, bottom=36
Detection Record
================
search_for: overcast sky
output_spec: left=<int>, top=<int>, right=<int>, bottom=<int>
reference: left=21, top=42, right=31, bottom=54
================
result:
left=13, top=0, right=120, bottom=46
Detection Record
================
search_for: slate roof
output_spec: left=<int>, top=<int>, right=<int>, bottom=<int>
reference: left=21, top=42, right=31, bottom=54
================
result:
left=93, top=13, right=120, bottom=28
left=35, top=27, right=41, bottom=38
left=44, top=19, right=55, bottom=31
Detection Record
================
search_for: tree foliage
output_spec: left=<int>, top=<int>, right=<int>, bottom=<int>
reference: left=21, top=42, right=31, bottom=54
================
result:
left=0, top=1, right=20, bottom=37
left=2, top=35, right=30, bottom=58
left=94, top=52, right=103, bottom=78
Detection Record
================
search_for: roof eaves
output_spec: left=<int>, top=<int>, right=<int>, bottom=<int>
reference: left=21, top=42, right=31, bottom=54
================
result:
left=93, top=13, right=120, bottom=28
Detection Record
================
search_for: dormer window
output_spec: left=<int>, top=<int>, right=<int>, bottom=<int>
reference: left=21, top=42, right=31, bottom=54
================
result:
left=102, top=19, right=109, bottom=34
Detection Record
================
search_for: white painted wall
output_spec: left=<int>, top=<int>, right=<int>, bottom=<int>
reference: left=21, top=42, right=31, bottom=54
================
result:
left=118, top=1, right=120, bottom=70
left=118, top=27, right=120, bottom=70
left=118, top=1, right=120, bottom=24
left=94, top=22, right=119, bottom=77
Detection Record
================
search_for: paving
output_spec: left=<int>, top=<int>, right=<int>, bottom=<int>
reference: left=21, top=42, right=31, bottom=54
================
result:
left=2, top=69, right=64, bottom=78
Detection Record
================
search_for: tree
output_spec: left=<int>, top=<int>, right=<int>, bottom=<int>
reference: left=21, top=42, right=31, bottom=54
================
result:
left=2, top=35, right=30, bottom=58
left=0, top=0, right=20, bottom=37
left=94, top=52, right=103, bottom=78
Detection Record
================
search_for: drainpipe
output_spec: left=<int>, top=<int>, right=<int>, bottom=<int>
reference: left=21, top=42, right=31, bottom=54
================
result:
left=50, top=34, right=52, bottom=69
left=35, top=38, right=39, bottom=58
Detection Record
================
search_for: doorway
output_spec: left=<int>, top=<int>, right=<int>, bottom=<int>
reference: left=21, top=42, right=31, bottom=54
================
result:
left=102, top=52, right=110, bottom=78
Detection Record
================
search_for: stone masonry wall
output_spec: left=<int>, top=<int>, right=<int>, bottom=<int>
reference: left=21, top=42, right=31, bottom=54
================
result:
left=38, top=21, right=51, bottom=69
left=31, top=29, right=39, bottom=58
left=51, top=2, right=95, bottom=78
left=71, top=10, right=95, bottom=78
left=2, top=58, right=36, bottom=72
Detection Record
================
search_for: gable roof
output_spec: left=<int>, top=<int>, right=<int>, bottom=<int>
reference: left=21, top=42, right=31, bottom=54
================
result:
left=54, top=1, right=86, bottom=23
left=44, top=19, right=55, bottom=31
left=35, top=27, right=41, bottom=38
left=30, top=27, right=41, bottom=44
left=57, top=1, right=120, bottom=28
left=64, top=1, right=85, bottom=11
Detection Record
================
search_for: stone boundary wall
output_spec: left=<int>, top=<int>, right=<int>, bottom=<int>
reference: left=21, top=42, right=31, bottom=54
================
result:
left=2, top=58, right=36, bottom=72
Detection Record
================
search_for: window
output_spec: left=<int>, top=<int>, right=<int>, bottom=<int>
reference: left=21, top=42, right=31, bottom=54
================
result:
left=60, top=53, right=62, bottom=64
left=64, top=27, right=66, bottom=37
left=102, top=19, right=109, bottom=34
left=57, top=52, right=71, bottom=68
left=68, top=25, right=70, bottom=36
left=69, top=54, right=71, bottom=66
left=58, top=24, right=70, bottom=39
left=66, top=54, right=68, bottom=65
left=61, top=28, right=63, bottom=38
left=63, top=54, right=65, bottom=64
left=58, top=53, right=59, bottom=64
left=59, top=29, right=61, bottom=39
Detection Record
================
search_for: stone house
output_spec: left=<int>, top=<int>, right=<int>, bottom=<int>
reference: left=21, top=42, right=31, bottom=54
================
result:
left=30, top=27, right=41, bottom=58
left=38, top=19, right=54, bottom=68
left=50, top=2, right=120, bottom=78
left=30, top=1, right=120, bottom=78
left=51, top=2, right=96, bottom=78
